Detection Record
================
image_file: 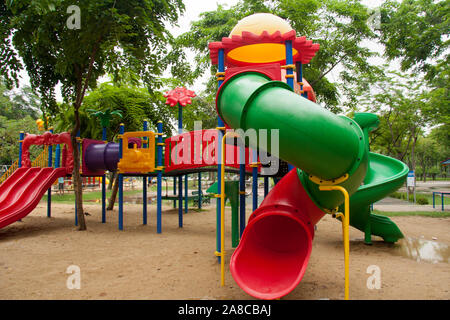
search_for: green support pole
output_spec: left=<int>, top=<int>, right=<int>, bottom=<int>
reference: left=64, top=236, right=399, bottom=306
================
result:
left=207, top=181, right=240, bottom=248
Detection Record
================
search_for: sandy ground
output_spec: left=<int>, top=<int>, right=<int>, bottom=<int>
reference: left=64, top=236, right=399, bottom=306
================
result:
left=0, top=201, right=448, bottom=300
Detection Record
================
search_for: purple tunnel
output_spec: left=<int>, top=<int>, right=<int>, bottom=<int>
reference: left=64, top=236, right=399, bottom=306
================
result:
left=85, top=142, right=120, bottom=172
left=84, top=138, right=141, bottom=172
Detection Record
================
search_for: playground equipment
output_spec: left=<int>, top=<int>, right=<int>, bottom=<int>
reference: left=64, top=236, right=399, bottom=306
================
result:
left=208, top=13, right=409, bottom=300
left=0, top=86, right=267, bottom=234
left=0, top=12, right=412, bottom=302
left=0, top=131, right=72, bottom=228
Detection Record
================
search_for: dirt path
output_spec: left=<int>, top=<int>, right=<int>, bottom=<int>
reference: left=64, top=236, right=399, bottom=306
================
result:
left=0, top=202, right=448, bottom=300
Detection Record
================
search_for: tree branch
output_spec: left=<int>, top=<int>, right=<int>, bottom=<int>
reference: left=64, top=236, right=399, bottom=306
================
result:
left=310, top=53, right=349, bottom=86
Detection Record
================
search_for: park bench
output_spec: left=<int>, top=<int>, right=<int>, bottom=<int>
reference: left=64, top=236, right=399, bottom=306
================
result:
left=192, top=190, right=210, bottom=206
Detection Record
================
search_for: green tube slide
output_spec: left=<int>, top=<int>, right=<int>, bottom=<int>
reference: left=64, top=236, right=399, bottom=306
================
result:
left=217, top=71, right=408, bottom=242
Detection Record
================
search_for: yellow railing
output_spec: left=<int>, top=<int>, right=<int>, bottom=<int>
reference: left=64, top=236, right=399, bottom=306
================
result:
left=32, top=146, right=49, bottom=168
left=0, top=147, right=49, bottom=185
left=0, top=159, right=19, bottom=185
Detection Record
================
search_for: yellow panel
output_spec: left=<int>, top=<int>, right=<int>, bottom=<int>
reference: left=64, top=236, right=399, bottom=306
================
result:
left=118, top=131, right=156, bottom=173
left=227, top=43, right=298, bottom=65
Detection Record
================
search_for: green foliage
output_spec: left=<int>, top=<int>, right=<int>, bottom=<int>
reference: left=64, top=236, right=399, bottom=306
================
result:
left=354, top=71, right=425, bottom=160
left=0, top=115, right=40, bottom=164
left=175, top=0, right=380, bottom=112
left=87, top=108, right=123, bottom=129
left=389, top=191, right=403, bottom=199
left=0, top=80, right=40, bottom=120
left=55, top=83, right=176, bottom=140
left=416, top=196, right=429, bottom=205
left=1, top=0, right=185, bottom=113
left=380, top=0, right=449, bottom=77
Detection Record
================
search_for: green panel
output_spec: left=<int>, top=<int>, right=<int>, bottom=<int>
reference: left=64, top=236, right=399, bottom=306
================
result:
left=217, top=72, right=409, bottom=243
left=217, top=72, right=366, bottom=181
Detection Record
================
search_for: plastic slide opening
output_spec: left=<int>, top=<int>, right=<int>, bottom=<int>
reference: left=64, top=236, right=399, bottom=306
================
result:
left=230, top=211, right=313, bottom=300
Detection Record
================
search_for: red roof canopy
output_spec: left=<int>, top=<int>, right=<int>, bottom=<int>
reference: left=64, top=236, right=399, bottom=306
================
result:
left=209, top=30, right=320, bottom=66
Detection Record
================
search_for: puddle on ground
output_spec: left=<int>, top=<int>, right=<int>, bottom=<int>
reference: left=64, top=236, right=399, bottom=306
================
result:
left=395, top=237, right=450, bottom=264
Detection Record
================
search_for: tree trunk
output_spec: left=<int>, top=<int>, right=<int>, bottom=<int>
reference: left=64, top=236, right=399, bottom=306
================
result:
left=409, top=126, right=417, bottom=171
left=71, top=108, right=86, bottom=230
left=107, top=173, right=119, bottom=210
left=107, top=171, right=116, bottom=190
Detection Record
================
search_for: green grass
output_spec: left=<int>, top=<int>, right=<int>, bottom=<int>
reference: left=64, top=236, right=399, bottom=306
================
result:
left=373, top=209, right=450, bottom=218
left=42, top=180, right=206, bottom=204
left=42, top=189, right=144, bottom=203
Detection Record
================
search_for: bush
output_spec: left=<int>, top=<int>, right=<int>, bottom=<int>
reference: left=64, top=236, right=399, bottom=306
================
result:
left=416, top=197, right=429, bottom=205
left=390, top=192, right=402, bottom=199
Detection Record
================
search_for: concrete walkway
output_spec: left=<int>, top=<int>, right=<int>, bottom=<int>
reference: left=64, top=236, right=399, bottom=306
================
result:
left=373, top=197, right=449, bottom=212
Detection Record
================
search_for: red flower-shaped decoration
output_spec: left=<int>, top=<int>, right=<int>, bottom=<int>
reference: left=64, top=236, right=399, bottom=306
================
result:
left=164, top=87, right=196, bottom=107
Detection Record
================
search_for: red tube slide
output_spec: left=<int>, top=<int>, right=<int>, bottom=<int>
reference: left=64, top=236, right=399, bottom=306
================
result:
left=230, top=169, right=324, bottom=299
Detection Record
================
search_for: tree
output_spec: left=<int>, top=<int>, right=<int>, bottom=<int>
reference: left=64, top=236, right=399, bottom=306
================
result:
left=0, top=80, right=40, bottom=120
left=379, top=0, right=449, bottom=131
left=415, top=136, right=439, bottom=181
left=355, top=70, right=438, bottom=170
left=380, top=0, right=449, bottom=78
left=87, top=108, right=123, bottom=131
left=0, top=116, right=40, bottom=164
left=1, top=0, right=185, bottom=230
left=175, top=0, right=381, bottom=112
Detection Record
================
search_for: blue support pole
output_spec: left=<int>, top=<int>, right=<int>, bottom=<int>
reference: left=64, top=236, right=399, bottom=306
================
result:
left=285, top=40, right=296, bottom=172
left=178, top=174, right=183, bottom=227
left=173, top=176, right=177, bottom=208
left=198, top=172, right=202, bottom=209
left=296, top=61, right=307, bottom=98
left=101, top=126, right=107, bottom=223
left=184, top=174, right=188, bottom=213
left=156, top=121, right=163, bottom=233
left=252, top=149, right=258, bottom=212
left=47, top=128, right=54, bottom=218
left=18, top=131, right=24, bottom=168
left=285, top=40, right=294, bottom=89
left=239, top=143, right=246, bottom=237
left=54, top=143, right=61, bottom=222
left=142, top=120, right=148, bottom=225
left=54, top=144, right=61, bottom=168
left=178, top=101, right=184, bottom=224
left=118, top=123, right=125, bottom=230
left=264, top=176, right=269, bottom=197
left=216, top=48, right=225, bottom=262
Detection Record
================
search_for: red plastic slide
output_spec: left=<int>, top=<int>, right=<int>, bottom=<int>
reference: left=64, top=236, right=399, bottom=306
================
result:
left=229, top=169, right=325, bottom=300
left=0, top=167, right=66, bottom=229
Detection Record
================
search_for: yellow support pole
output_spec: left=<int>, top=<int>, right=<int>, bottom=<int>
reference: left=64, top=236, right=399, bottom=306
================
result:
left=219, top=131, right=241, bottom=287
left=318, top=185, right=350, bottom=300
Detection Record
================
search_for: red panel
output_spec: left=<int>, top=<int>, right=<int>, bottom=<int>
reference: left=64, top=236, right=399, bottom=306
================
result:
left=164, top=130, right=261, bottom=173
left=225, top=64, right=282, bottom=82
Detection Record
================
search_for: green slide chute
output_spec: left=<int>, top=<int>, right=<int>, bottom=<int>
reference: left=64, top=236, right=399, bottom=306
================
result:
left=217, top=71, right=408, bottom=243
